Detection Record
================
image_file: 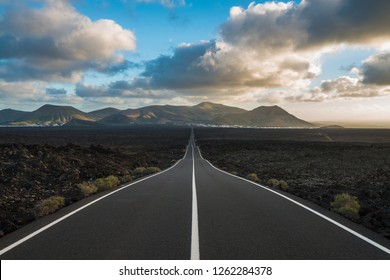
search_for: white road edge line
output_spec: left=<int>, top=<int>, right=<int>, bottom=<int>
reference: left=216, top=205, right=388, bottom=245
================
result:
left=190, top=136, right=200, bottom=260
left=0, top=147, right=189, bottom=256
left=197, top=147, right=390, bottom=255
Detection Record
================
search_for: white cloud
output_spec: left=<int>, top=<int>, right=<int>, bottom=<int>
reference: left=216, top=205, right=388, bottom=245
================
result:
left=0, top=80, right=83, bottom=108
left=298, top=76, right=389, bottom=102
left=0, top=0, right=136, bottom=82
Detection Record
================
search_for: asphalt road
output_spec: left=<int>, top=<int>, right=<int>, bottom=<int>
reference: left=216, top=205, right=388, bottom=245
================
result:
left=1, top=130, right=390, bottom=259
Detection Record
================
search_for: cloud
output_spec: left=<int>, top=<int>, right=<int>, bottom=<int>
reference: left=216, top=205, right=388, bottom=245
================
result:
left=119, top=0, right=390, bottom=104
left=295, top=76, right=389, bottom=102
left=0, top=80, right=82, bottom=107
left=120, top=1, right=319, bottom=93
left=301, top=0, right=390, bottom=47
left=0, top=0, right=136, bottom=82
left=360, top=52, right=390, bottom=85
left=131, top=39, right=319, bottom=92
left=221, top=2, right=305, bottom=54
left=133, top=41, right=223, bottom=90
left=75, top=81, right=173, bottom=99
left=46, top=88, right=67, bottom=95
left=221, top=0, right=390, bottom=51
left=4, top=0, right=390, bottom=108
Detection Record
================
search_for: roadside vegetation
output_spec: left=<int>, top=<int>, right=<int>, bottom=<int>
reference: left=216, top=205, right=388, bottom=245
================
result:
left=34, top=196, right=65, bottom=217
left=94, top=175, right=120, bottom=191
left=331, top=193, right=361, bottom=220
left=78, top=182, right=98, bottom=197
left=76, top=167, right=161, bottom=199
left=247, top=173, right=260, bottom=182
left=267, top=179, right=289, bottom=191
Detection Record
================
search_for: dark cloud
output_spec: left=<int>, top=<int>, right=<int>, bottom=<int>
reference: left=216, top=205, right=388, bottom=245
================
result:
left=75, top=83, right=107, bottom=97
left=103, top=60, right=142, bottom=75
left=220, top=2, right=305, bottom=53
left=75, top=81, right=170, bottom=99
left=46, top=88, right=67, bottom=95
left=301, top=0, right=390, bottom=47
left=361, top=53, right=390, bottom=85
left=221, top=0, right=390, bottom=53
left=134, top=41, right=219, bottom=90
left=0, top=35, right=64, bottom=59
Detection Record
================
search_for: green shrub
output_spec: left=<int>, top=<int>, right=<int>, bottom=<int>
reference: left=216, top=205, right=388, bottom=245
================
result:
left=78, top=182, right=98, bottom=197
left=134, top=167, right=146, bottom=174
left=35, top=196, right=65, bottom=217
left=331, top=193, right=361, bottom=220
left=145, top=167, right=161, bottom=174
left=247, top=173, right=259, bottom=182
left=120, top=174, right=133, bottom=184
left=94, top=175, right=120, bottom=191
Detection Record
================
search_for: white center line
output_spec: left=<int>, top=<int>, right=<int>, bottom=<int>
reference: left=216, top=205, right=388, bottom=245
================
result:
left=190, top=135, right=200, bottom=260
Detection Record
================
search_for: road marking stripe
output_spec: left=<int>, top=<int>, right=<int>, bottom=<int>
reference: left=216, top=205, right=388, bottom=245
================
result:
left=190, top=135, right=200, bottom=260
left=198, top=147, right=390, bottom=255
left=0, top=149, right=188, bottom=256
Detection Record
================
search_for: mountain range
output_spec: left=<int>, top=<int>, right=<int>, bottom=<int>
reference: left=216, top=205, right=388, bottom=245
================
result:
left=0, top=102, right=315, bottom=128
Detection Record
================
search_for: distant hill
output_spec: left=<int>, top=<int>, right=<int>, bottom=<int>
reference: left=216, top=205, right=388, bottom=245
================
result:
left=63, top=118, right=102, bottom=127
left=320, top=125, right=344, bottom=129
left=98, top=114, right=135, bottom=125
left=212, top=105, right=314, bottom=127
left=88, top=107, right=121, bottom=120
left=120, top=102, right=246, bottom=124
left=0, top=109, right=28, bottom=124
left=13, top=104, right=95, bottom=125
left=1, top=102, right=315, bottom=127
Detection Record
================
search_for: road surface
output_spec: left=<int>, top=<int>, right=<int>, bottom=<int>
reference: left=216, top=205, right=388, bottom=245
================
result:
left=1, top=129, right=390, bottom=259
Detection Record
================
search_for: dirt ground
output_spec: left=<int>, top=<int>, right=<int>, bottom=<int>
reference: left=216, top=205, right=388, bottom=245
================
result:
left=0, top=126, right=190, bottom=237
left=195, top=127, right=390, bottom=239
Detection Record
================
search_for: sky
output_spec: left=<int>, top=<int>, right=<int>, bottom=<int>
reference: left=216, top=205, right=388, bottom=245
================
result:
left=1, top=0, right=390, bottom=126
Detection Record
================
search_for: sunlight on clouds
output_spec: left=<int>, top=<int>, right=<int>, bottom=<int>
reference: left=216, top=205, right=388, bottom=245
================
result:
left=0, top=80, right=83, bottom=109
left=0, top=0, right=136, bottom=82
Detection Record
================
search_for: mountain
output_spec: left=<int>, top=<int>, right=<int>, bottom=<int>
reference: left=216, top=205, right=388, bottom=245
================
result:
left=88, top=107, right=121, bottom=120
left=98, top=114, right=135, bottom=125
left=13, top=104, right=95, bottom=125
left=1, top=102, right=315, bottom=127
left=120, top=102, right=246, bottom=124
left=212, top=105, right=314, bottom=127
left=0, top=109, right=29, bottom=124
left=63, top=118, right=102, bottom=127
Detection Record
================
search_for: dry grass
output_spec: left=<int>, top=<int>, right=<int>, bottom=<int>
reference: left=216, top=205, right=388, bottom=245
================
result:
left=35, top=196, right=65, bottom=217
left=247, top=173, right=260, bottom=182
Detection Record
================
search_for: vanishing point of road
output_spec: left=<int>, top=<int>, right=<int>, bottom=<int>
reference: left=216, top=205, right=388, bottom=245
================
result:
left=1, top=129, right=390, bottom=259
